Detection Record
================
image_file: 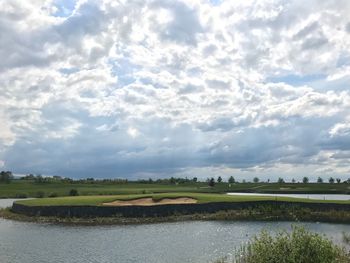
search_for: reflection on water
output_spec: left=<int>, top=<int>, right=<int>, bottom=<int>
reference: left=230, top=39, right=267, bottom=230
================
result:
left=1, top=199, right=350, bottom=263
left=227, top=192, right=350, bottom=200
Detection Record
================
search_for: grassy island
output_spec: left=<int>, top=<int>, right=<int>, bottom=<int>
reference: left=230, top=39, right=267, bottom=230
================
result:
left=1, top=193, right=349, bottom=225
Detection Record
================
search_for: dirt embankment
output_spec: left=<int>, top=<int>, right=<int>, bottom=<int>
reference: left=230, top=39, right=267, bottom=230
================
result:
left=102, top=197, right=197, bottom=206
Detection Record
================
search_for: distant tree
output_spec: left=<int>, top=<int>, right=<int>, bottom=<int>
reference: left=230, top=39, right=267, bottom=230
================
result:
left=0, top=171, right=13, bottom=183
left=228, top=176, right=235, bottom=184
left=291, top=178, right=296, bottom=183
left=208, top=177, right=215, bottom=187
left=69, top=189, right=79, bottom=196
left=242, top=179, right=246, bottom=183
left=192, top=177, right=198, bottom=183
left=34, top=174, right=45, bottom=184
left=253, top=177, right=259, bottom=183
left=170, top=177, right=176, bottom=184
left=302, top=177, right=309, bottom=184
left=277, top=177, right=285, bottom=184
left=148, top=178, right=153, bottom=184
left=336, top=178, right=341, bottom=184
left=21, top=173, right=35, bottom=180
left=317, top=177, right=323, bottom=183
left=53, top=175, right=62, bottom=181
left=267, top=179, right=270, bottom=183
left=217, top=176, right=222, bottom=183
left=329, top=177, right=335, bottom=184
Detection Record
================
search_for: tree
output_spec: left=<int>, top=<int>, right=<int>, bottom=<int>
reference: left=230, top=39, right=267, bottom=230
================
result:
left=336, top=178, right=341, bottom=184
left=228, top=176, right=235, bottom=184
left=317, top=177, right=323, bottom=183
left=329, top=177, right=335, bottom=184
left=192, top=177, right=198, bottom=183
left=302, top=177, right=309, bottom=184
left=253, top=177, right=259, bottom=183
left=0, top=171, right=13, bottom=183
left=208, top=177, right=215, bottom=187
left=291, top=178, right=296, bottom=183
left=217, top=176, right=222, bottom=183
left=277, top=177, right=285, bottom=184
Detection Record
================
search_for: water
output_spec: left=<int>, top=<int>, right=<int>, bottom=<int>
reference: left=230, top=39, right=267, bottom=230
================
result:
left=227, top=192, right=350, bottom=200
left=1, top=199, right=350, bottom=263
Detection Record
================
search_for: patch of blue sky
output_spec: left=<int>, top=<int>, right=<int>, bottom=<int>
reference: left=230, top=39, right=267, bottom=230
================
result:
left=52, top=0, right=76, bottom=17
left=267, top=74, right=326, bottom=86
left=209, top=0, right=222, bottom=6
left=108, top=58, right=139, bottom=87
left=336, top=52, right=350, bottom=67
left=59, top=67, right=80, bottom=75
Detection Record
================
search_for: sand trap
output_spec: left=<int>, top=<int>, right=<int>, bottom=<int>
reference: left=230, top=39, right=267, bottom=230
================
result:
left=102, top=197, right=197, bottom=206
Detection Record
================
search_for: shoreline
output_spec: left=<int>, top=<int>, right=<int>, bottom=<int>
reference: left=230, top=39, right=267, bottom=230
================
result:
left=2, top=207, right=350, bottom=226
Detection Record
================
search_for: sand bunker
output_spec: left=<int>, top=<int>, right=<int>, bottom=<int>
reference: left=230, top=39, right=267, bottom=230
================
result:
left=102, top=197, right=197, bottom=206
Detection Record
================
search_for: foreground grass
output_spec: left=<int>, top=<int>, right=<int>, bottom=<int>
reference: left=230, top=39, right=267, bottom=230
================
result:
left=2, top=181, right=350, bottom=198
left=14, top=192, right=350, bottom=206
left=215, top=226, right=350, bottom=263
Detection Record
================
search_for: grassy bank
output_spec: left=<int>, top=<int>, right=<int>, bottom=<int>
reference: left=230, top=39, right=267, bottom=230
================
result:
left=14, top=193, right=350, bottom=206
left=3, top=205, right=350, bottom=225
left=1, top=180, right=350, bottom=198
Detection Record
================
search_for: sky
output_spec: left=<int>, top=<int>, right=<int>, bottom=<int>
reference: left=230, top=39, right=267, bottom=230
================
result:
left=0, top=0, right=350, bottom=181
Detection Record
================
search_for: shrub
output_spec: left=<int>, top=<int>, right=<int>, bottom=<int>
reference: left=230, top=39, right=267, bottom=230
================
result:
left=15, top=193, right=28, bottom=198
left=69, top=189, right=79, bottom=196
left=48, top=192, right=58, bottom=198
left=217, top=226, right=349, bottom=263
left=35, top=191, right=45, bottom=198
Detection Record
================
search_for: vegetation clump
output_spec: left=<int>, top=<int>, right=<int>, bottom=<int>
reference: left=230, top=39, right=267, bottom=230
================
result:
left=35, top=191, right=45, bottom=198
left=219, top=226, right=350, bottom=263
left=69, top=189, right=79, bottom=196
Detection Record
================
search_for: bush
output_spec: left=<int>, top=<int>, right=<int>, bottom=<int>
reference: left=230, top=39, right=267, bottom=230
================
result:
left=15, top=193, right=28, bottom=198
left=35, top=191, right=45, bottom=198
left=69, top=189, right=79, bottom=196
left=48, top=192, right=58, bottom=198
left=217, top=226, right=349, bottom=263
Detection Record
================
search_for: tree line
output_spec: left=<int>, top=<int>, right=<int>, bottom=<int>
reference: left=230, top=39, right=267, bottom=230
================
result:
left=2, top=170, right=350, bottom=186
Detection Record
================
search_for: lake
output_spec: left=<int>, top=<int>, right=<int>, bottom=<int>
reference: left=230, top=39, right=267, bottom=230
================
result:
left=227, top=192, right=350, bottom=200
left=1, top=199, right=350, bottom=263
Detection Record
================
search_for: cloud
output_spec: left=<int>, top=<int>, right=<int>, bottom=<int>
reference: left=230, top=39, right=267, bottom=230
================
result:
left=0, top=0, right=350, bottom=179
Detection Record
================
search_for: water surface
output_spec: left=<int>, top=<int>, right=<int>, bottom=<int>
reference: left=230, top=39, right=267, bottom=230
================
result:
left=227, top=192, right=350, bottom=200
left=1, top=199, right=349, bottom=263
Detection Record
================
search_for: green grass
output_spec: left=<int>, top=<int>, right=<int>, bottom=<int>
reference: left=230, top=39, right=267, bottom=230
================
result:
left=2, top=180, right=350, bottom=198
left=15, top=192, right=350, bottom=206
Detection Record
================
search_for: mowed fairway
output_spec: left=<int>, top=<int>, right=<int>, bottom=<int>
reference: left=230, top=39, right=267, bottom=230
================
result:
left=15, top=192, right=350, bottom=207
left=2, top=180, right=350, bottom=198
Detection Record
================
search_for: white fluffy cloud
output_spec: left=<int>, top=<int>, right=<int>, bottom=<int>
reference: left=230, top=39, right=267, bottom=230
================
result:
left=1, top=0, right=350, bottom=180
